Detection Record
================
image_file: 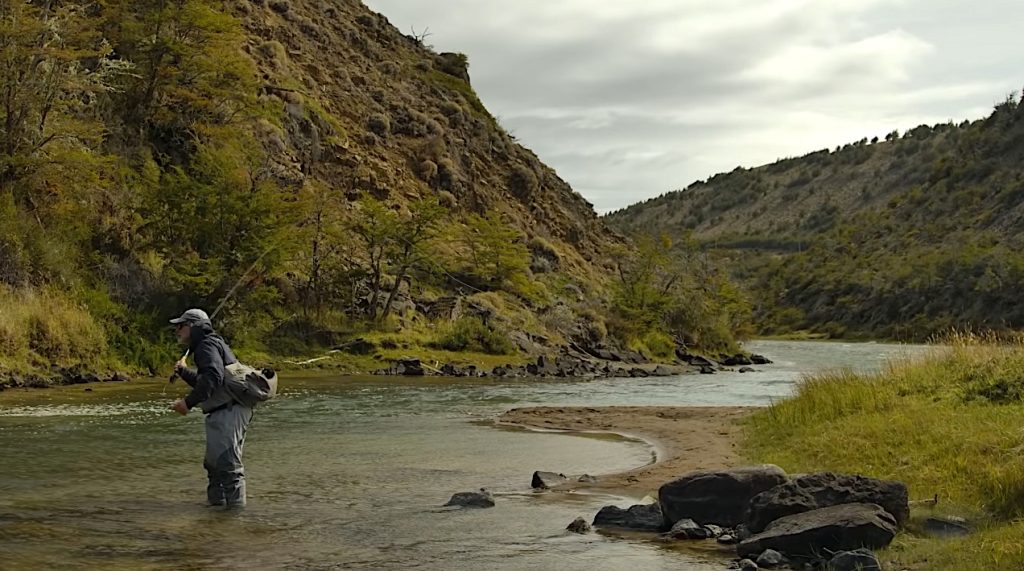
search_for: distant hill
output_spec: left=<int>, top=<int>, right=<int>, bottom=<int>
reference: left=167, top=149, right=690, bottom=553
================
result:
left=606, top=93, right=1024, bottom=340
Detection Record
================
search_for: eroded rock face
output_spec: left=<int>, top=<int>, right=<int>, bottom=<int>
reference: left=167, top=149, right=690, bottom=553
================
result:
left=737, top=503, right=897, bottom=560
left=745, top=472, right=909, bottom=533
left=658, top=465, right=788, bottom=527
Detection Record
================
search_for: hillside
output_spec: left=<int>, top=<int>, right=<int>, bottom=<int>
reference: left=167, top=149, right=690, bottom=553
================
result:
left=607, top=93, right=1024, bottom=340
left=0, top=0, right=747, bottom=384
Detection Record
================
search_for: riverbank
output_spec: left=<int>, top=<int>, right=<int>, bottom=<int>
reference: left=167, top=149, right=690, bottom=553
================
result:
left=502, top=340, right=1024, bottom=570
left=498, top=406, right=754, bottom=497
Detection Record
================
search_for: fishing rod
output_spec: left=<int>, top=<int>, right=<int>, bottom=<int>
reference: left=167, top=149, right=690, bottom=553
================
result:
left=168, top=247, right=274, bottom=384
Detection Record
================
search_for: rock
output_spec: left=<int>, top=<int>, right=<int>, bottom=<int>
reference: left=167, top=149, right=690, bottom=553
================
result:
left=439, top=363, right=465, bottom=377
left=395, top=358, right=425, bottom=376
left=704, top=524, right=725, bottom=537
left=578, top=474, right=598, bottom=483
left=492, top=366, right=508, bottom=377
left=746, top=472, right=909, bottom=533
left=739, top=367, right=755, bottom=373
left=532, top=471, right=568, bottom=489
left=333, top=337, right=376, bottom=355
left=658, top=465, right=788, bottom=527
left=737, top=559, right=758, bottom=571
left=83, top=388, right=93, bottom=392
left=924, top=516, right=971, bottom=537
left=628, top=367, right=648, bottom=377
left=828, top=548, right=882, bottom=571
left=109, top=372, right=132, bottom=382
left=756, top=548, right=784, bottom=568
left=444, top=489, right=494, bottom=508
left=751, top=354, right=773, bottom=365
left=652, top=365, right=675, bottom=376
left=721, top=354, right=753, bottom=367
left=665, top=518, right=708, bottom=540
left=717, top=534, right=736, bottom=545
left=699, top=365, right=716, bottom=374
left=566, top=517, right=591, bottom=534
left=593, top=503, right=665, bottom=531
left=737, top=503, right=897, bottom=560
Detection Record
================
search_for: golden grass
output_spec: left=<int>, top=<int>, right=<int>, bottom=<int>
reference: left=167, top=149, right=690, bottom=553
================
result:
left=743, top=334, right=1024, bottom=569
left=0, top=286, right=108, bottom=371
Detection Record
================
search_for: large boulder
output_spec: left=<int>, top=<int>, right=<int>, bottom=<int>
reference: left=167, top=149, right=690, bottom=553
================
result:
left=593, top=503, right=665, bottom=531
left=658, top=465, right=788, bottom=527
left=746, top=472, right=909, bottom=533
left=737, top=503, right=897, bottom=560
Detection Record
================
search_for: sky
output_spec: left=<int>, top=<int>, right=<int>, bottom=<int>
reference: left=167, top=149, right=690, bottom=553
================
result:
left=363, top=0, right=1023, bottom=213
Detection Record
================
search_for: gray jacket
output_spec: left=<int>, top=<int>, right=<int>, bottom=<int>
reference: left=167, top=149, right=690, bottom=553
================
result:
left=178, top=321, right=239, bottom=413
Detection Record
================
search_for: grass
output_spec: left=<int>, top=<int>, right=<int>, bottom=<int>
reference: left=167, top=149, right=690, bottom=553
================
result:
left=742, top=334, right=1024, bottom=569
left=0, top=286, right=116, bottom=376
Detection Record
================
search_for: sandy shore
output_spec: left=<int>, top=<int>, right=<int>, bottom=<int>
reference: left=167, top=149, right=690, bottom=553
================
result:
left=498, top=406, right=755, bottom=498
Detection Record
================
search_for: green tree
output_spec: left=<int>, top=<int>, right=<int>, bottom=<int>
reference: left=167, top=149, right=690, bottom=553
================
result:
left=461, top=211, right=530, bottom=288
left=379, top=198, right=447, bottom=322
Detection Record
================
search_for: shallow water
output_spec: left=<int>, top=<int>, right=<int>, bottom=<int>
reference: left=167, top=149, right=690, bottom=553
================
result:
left=0, top=340, right=934, bottom=570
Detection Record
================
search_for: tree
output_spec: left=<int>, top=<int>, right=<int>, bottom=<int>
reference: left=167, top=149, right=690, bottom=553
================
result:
left=350, top=196, right=400, bottom=319
left=100, top=0, right=257, bottom=150
left=379, top=198, right=447, bottom=322
left=0, top=0, right=121, bottom=207
left=461, top=211, right=530, bottom=288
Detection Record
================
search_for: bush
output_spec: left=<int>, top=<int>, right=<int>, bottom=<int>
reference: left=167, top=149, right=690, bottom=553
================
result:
left=0, top=287, right=108, bottom=366
left=367, top=113, right=390, bottom=137
left=641, top=330, right=675, bottom=360
left=432, top=316, right=513, bottom=355
left=509, top=164, right=539, bottom=199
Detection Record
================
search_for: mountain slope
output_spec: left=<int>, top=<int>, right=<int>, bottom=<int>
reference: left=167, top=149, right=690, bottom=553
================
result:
left=607, top=94, right=1024, bottom=339
left=1, top=0, right=749, bottom=383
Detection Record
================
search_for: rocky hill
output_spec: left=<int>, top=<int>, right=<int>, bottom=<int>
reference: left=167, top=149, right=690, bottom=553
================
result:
left=607, top=93, right=1024, bottom=339
left=2, top=0, right=749, bottom=384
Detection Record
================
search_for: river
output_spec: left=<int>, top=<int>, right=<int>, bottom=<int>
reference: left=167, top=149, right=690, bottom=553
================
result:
left=0, top=340, right=934, bottom=570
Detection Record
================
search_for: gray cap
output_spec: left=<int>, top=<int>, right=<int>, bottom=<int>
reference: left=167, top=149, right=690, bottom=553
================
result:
left=169, top=308, right=210, bottom=325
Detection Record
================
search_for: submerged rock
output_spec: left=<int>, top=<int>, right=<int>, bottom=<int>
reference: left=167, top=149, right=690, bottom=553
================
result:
left=531, top=471, right=568, bottom=489
left=443, top=489, right=494, bottom=508
left=566, top=517, right=591, bottom=534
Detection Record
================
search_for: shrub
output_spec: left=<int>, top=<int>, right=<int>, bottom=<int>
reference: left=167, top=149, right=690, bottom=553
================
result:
left=432, top=316, right=513, bottom=355
left=367, top=113, right=390, bottom=137
left=509, top=164, right=539, bottom=199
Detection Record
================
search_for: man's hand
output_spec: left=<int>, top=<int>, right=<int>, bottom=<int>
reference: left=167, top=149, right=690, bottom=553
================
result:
left=174, top=356, right=188, bottom=373
left=171, top=399, right=189, bottom=416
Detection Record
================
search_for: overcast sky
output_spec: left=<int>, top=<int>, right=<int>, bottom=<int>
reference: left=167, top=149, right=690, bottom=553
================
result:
left=364, top=0, right=1023, bottom=213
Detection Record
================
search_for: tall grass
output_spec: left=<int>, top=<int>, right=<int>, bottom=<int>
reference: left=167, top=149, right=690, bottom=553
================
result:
left=0, top=286, right=108, bottom=371
left=743, top=334, right=1024, bottom=569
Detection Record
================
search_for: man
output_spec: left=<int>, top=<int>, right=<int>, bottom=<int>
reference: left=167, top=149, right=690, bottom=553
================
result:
left=170, top=308, right=254, bottom=509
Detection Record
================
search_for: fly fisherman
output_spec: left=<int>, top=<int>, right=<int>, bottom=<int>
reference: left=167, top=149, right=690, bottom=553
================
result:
left=169, top=308, right=254, bottom=509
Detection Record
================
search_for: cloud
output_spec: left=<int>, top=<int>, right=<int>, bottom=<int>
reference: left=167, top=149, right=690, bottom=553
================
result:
left=364, top=0, right=1024, bottom=211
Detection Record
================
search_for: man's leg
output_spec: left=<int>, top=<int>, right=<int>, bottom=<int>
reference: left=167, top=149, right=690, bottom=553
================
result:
left=204, top=413, right=227, bottom=506
left=211, top=405, right=254, bottom=508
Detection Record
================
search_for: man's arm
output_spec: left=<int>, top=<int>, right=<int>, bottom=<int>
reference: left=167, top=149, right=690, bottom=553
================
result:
left=177, top=364, right=199, bottom=387
left=183, top=340, right=225, bottom=410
